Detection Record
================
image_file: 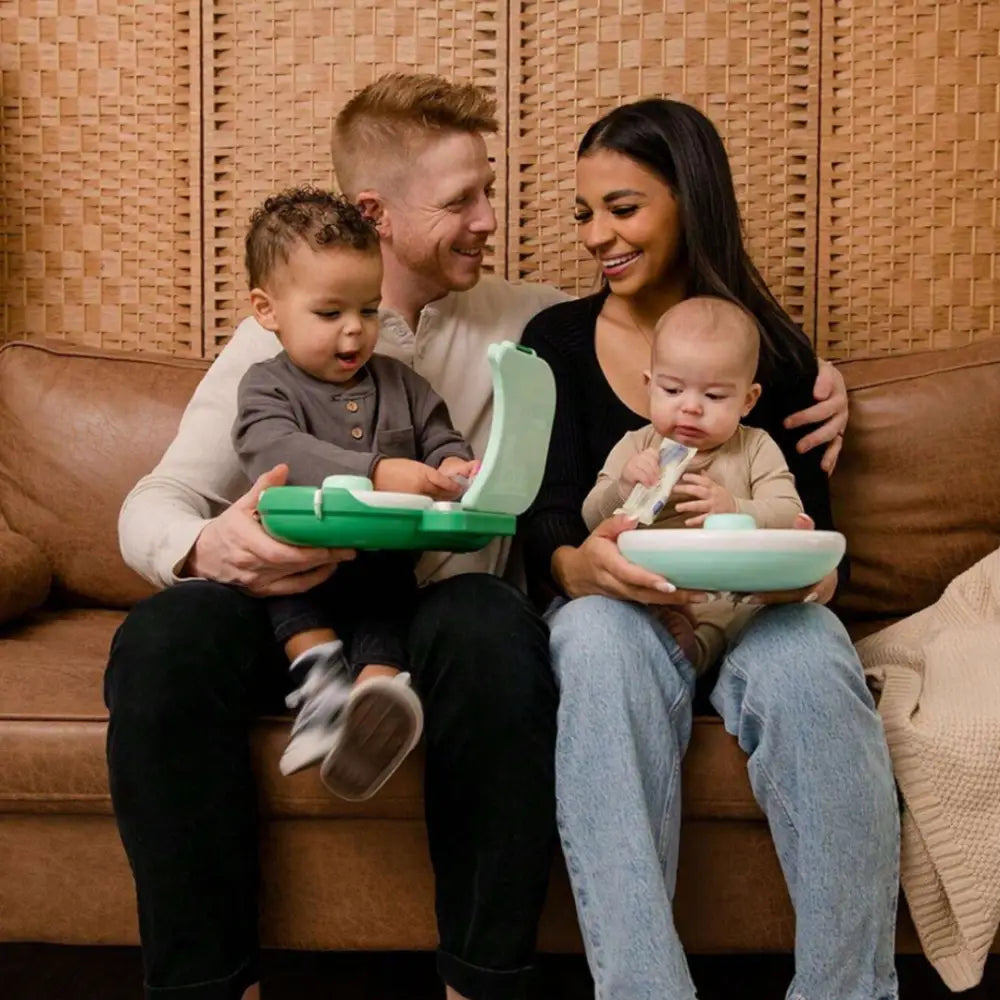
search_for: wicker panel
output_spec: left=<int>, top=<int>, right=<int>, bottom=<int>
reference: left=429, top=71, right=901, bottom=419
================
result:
left=203, top=0, right=508, bottom=354
left=511, top=0, right=820, bottom=339
left=818, top=2, right=1000, bottom=359
left=0, top=0, right=201, bottom=355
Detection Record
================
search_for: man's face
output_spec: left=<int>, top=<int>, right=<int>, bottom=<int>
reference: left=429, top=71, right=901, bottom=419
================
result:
left=382, top=130, right=497, bottom=299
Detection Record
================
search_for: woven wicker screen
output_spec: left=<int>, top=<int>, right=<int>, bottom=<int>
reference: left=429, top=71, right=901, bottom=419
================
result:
left=202, top=0, right=508, bottom=354
left=818, top=2, right=1000, bottom=358
left=510, top=0, right=820, bottom=338
left=0, top=1, right=201, bottom=354
left=3, top=1, right=998, bottom=360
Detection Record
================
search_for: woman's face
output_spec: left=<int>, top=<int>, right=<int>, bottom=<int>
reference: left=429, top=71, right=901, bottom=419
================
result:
left=574, top=148, right=684, bottom=299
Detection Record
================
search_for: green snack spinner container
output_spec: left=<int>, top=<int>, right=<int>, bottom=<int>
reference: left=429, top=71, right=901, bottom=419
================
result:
left=257, top=341, right=555, bottom=551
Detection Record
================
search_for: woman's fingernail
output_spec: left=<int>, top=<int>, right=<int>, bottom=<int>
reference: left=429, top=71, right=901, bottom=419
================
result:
left=802, top=591, right=819, bottom=603
left=736, top=595, right=761, bottom=605
left=656, top=581, right=677, bottom=593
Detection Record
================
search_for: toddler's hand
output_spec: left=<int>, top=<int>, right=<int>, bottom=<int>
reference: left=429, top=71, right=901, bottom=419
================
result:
left=620, top=447, right=661, bottom=493
left=373, top=458, right=462, bottom=500
left=672, top=473, right=737, bottom=527
left=438, top=456, right=480, bottom=487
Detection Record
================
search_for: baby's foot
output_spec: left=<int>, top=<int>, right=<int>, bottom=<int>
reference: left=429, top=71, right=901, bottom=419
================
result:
left=279, top=641, right=352, bottom=776
left=320, top=673, right=423, bottom=801
left=656, top=608, right=699, bottom=665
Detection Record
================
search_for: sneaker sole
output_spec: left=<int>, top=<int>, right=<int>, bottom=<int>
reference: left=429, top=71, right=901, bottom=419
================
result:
left=320, top=679, right=423, bottom=801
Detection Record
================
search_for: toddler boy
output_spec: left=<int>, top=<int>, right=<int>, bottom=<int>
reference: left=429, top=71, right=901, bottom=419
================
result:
left=232, top=188, right=476, bottom=798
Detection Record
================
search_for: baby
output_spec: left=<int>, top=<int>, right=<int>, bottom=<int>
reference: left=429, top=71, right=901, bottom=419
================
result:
left=232, top=187, right=477, bottom=799
left=583, top=296, right=804, bottom=670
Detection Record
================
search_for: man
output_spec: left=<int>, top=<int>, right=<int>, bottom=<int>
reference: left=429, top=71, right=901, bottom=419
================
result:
left=106, top=73, right=848, bottom=1000
left=107, top=74, right=565, bottom=1000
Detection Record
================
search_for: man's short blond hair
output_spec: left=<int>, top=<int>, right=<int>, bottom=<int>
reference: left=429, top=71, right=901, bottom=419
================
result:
left=332, top=73, right=498, bottom=199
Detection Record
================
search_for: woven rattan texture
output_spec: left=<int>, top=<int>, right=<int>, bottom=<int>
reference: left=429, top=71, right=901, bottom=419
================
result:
left=510, top=0, right=820, bottom=338
left=0, top=0, right=201, bottom=354
left=203, top=0, right=508, bottom=354
left=818, top=1, right=1000, bottom=358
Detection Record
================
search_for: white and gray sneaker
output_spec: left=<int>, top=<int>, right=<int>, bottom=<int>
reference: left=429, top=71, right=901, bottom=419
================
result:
left=320, top=672, right=424, bottom=801
left=279, top=640, right=352, bottom=776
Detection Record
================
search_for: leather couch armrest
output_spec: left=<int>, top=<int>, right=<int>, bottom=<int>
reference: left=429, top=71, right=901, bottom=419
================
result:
left=0, top=529, right=52, bottom=625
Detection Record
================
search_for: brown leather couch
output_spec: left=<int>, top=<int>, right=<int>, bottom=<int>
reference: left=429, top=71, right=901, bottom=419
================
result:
left=2, top=336, right=1000, bottom=957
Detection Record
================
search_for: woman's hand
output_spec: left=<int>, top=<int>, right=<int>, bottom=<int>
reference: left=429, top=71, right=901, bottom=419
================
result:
left=731, top=513, right=838, bottom=606
left=783, top=359, right=848, bottom=475
left=551, top=514, right=712, bottom=606
left=672, top=472, right=737, bottom=526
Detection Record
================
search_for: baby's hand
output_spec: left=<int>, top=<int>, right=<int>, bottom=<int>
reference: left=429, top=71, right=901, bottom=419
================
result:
left=438, top=456, right=480, bottom=488
left=620, top=447, right=661, bottom=493
left=373, top=458, right=462, bottom=500
left=672, top=473, right=737, bottom=527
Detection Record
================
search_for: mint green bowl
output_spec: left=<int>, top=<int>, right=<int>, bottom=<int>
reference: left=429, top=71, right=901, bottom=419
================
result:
left=618, top=515, right=845, bottom=592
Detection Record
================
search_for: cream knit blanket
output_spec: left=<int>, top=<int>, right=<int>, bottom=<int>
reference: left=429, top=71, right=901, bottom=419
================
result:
left=857, top=546, right=1000, bottom=991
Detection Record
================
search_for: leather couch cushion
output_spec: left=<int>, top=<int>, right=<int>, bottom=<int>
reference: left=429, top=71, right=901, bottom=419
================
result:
left=0, top=526, right=50, bottom=626
left=0, top=342, right=207, bottom=608
left=832, top=338, right=1000, bottom=624
left=0, top=613, right=761, bottom=821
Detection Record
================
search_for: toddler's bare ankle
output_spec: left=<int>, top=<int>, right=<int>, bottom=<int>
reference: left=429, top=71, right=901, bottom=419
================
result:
left=355, top=663, right=400, bottom=685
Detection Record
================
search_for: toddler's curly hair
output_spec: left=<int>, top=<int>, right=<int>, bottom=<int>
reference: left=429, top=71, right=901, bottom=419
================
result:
left=245, top=186, right=378, bottom=289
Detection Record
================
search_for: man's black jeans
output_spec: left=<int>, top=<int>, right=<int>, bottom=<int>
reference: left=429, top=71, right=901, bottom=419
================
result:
left=104, top=573, right=557, bottom=1000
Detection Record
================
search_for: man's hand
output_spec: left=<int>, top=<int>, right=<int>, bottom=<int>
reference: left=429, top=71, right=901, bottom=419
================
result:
left=182, top=464, right=355, bottom=596
left=551, top=514, right=711, bottom=606
left=672, top=472, right=737, bottom=526
left=372, top=457, right=463, bottom=500
left=620, top=447, right=660, bottom=493
left=783, top=359, right=848, bottom=475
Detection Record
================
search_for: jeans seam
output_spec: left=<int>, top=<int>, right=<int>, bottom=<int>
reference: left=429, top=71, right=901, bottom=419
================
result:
left=723, top=656, right=799, bottom=837
left=558, top=826, right=606, bottom=995
left=655, top=670, right=691, bottom=857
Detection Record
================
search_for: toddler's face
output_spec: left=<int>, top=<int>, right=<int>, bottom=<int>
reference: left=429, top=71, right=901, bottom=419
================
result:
left=254, top=243, right=383, bottom=384
left=647, top=324, right=760, bottom=451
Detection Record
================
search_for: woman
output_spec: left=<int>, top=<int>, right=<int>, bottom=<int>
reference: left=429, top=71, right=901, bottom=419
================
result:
left=520, top=100, right=899, bottom=1000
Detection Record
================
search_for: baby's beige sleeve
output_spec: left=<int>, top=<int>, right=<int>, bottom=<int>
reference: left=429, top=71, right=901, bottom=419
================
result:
left=582, top=432, right=643, bottom=531
left=734, top=431, right=804, bottom=529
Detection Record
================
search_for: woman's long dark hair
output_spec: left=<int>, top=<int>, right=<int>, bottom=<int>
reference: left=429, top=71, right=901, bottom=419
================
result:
left=578, top=99, right=815, bottom=381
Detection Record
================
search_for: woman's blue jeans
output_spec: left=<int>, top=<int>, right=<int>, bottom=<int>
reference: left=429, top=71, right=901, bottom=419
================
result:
left=547, top=597, right=900, bottom=1000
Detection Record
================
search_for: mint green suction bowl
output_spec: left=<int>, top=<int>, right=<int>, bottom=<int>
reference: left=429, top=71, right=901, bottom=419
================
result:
left=618, top=515, right=845, bottom=592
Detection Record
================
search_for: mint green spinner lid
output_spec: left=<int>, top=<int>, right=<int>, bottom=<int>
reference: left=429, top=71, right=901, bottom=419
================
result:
left=459, top=341, right=556, bottom=515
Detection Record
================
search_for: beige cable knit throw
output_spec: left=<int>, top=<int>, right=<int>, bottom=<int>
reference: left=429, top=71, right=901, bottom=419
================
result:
left=857, top=546, right=1000, bottom=991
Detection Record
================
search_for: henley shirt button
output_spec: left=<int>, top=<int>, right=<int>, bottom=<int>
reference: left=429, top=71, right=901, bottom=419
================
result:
left=346, top=400, right=359, bottom=413
left=350, top=427, right=363, bottom=440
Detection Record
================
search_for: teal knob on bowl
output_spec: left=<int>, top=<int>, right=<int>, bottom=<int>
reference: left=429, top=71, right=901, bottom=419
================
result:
left=704, top=513, right=757, bottom=531
left=321, top=474, right=373, bottom=491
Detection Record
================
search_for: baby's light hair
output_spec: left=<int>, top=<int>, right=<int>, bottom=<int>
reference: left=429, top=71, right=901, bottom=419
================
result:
left=332, top=73, right=498, bottom=199
left=654, top=296, right=761, bottom=378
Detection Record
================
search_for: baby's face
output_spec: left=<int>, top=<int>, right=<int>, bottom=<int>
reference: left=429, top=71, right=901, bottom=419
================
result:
left=647, top=325, right=760, bottom=451
left=257, top=243, right=383, bottom=384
